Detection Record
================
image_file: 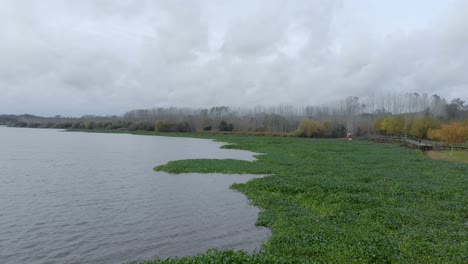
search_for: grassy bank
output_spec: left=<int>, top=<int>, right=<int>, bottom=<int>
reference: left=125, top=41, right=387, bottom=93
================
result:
left=426, top=150, right=468, bottom=164
left=76, top=130, right=467, bottom=263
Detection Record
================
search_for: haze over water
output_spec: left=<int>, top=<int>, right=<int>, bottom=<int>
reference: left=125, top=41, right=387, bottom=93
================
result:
left=0, top=127, right=270, bottom=264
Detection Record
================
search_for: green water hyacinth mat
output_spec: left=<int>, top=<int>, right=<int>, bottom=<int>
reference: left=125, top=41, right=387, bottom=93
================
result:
left=104, top=132, right=466, bottom=263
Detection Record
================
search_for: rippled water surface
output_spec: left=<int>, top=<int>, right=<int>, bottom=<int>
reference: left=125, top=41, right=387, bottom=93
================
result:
left=0, top=127, right=270, bottom=264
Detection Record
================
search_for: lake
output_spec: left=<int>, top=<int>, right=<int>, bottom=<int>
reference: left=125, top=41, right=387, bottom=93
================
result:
left=0, top=127, right=270, bottom=264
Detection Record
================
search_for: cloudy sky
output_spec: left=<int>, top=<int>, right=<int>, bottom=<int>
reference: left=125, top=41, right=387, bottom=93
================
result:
left=1, top=0, right=467, bottom=116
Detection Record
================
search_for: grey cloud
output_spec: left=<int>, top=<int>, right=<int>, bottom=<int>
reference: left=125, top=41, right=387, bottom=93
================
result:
left=0, top=0, right=466, bottom=116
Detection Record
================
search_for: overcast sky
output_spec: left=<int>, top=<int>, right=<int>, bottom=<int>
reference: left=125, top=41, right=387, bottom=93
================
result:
left=1, top=0, right=467, bottom=116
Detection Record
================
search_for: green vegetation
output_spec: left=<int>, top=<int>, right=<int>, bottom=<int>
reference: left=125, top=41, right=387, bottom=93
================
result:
left=156, top=121, right=192, bottom=132
left=219, top=120, right=234, bottom=131
left=410, top=116, right=441, bottom=139
left=426, top=150, right=468, bottom=164
left=295, top=119, right=347, bottom=138
left=374, top=115, right=442, bottom=139
left=137, top=249, right=310, bottom=264
left=146, top=133, right=467, bottom=263
left=374, top=115, right=407, bottom=136
left=295, top=119, right=327, bottom=137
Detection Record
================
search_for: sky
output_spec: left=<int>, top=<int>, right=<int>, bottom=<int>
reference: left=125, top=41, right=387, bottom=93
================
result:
left=1, top=0, right=467, bottom=116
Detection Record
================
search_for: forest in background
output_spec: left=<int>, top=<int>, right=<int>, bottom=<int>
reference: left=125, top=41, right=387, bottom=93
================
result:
left=1, top=93, right=467, bottom=140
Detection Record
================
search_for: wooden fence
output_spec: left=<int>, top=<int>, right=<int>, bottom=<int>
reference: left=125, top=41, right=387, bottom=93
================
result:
left=365, top=135, right=468, bottom=151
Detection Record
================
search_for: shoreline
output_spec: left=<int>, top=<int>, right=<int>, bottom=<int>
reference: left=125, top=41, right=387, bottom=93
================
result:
left=79, top=129, right=468, bottom=263
left=74, top=129, right=467, bottom=263
left=6, top=127, right=466, bottom=263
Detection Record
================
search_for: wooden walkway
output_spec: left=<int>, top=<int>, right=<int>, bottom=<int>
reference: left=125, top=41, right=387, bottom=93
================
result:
left=367, top=135, right=468, bottom=151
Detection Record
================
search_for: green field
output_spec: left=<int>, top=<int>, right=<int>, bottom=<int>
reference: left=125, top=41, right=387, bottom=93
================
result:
left=74, top=131, right=467, bottom=263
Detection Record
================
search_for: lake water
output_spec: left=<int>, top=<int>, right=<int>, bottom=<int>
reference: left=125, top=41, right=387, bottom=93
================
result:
left=0, top=127, right=270, bottom=264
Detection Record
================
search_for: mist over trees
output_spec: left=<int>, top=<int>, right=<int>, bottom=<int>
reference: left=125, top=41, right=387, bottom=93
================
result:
left=1, top=93, right=467, bottom=139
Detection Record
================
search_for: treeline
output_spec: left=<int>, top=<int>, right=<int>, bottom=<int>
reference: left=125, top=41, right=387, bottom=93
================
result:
left=2, top=93, right=467, bottom=139
left=374, top=115, right=441, bottom=139
left=373, top=115, right=468, bottom=144
left=1, top=115, right=234, bottom=133
left=428, top=122, right=468, bottom=148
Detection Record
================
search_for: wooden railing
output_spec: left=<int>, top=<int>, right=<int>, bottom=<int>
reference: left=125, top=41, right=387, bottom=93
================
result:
left=366, top=135, right=468, bottom=151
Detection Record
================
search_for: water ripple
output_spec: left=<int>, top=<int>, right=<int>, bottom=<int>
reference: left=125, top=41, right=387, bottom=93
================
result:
left=0, top=127, right=271, bottom=264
